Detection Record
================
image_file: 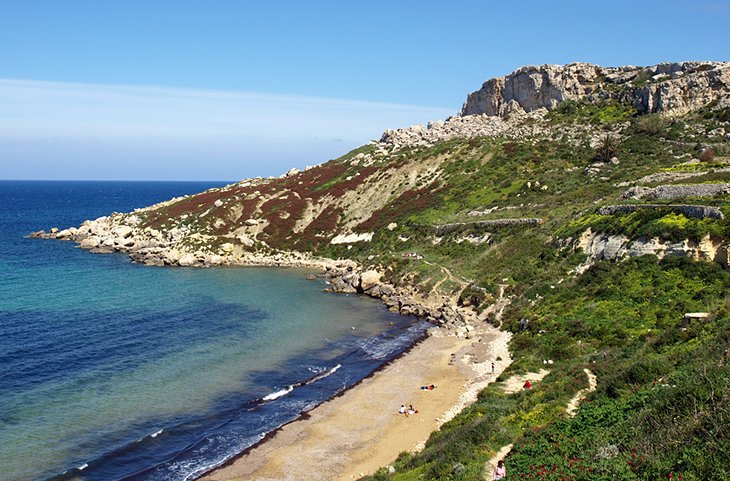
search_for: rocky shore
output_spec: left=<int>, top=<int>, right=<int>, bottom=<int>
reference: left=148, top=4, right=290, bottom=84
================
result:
left=30, top=216, right=490, bottom=337
left=29, top=214, right=336, bottom=269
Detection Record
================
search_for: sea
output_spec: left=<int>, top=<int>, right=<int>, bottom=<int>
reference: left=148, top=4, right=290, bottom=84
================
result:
left=0, top=180, right=427, bottom=481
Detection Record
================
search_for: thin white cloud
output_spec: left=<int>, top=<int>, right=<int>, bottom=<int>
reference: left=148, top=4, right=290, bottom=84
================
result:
left=0, top=79, right=454, bottom=180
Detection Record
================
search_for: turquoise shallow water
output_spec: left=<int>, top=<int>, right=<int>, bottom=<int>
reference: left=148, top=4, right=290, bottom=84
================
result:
left=0, top=181, right=425, bottom=481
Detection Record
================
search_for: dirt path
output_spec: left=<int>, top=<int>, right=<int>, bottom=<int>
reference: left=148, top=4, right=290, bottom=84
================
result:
left=484, top=444, right=513, bottom=480
left=501, top=369, right=550, bottom=394
left=483, top=368, right=598, bottom=478
left=566, top=369, right=597, bottom=416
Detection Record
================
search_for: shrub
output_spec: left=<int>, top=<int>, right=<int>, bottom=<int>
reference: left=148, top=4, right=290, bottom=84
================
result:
left=635, top=114, right=667, bottom=136
left=593, top=133, right=619, bottom=163
left=700, top=147, right=715, bottom=162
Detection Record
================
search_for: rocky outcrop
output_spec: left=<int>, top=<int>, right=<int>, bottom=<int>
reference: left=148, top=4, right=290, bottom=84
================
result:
left=623, top=183, right=730, bottom=200
left=379, top=110, right=547, bottom=149
left=573, top=228, right=730, bottom=272
left=31, top=214, right=337, bottom=269
left=461, top=61, right=730, bottom=118
left=597, top=204, right=724, bottom=220
left=379, top=62, right=729, bottom=152
left=323, top=265, right=478, bottom=336
left=616, top=167, right=730, bottom=187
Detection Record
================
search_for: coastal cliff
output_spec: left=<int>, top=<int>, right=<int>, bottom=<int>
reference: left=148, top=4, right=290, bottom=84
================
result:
left=35, top=61, right=730, bottom=480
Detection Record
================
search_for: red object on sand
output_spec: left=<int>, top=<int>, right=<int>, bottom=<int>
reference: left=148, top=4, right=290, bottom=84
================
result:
left=523, top=380, right=532, bottom=389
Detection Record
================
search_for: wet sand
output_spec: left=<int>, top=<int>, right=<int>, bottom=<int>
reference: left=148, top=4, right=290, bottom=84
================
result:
left=201, top=324, right=511, bottom=481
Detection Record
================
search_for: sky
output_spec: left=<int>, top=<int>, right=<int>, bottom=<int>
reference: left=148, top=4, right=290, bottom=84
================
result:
left=1, top=0, right=728, bottom=181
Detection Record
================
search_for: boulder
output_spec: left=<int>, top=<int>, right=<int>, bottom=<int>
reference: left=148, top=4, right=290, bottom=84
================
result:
left=55, top=229, right=73, bottom=239
left=79, top=237, right=100, bottom=249
left=177, top=253, right=198, bottom=267
left=112, top=225, right=133, bottom=239
left=359, top=270, right=381, bottom=291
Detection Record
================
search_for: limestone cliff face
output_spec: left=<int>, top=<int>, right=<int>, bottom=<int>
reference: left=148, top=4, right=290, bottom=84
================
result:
left=574, top=229, right=730, bottom=273
left=461, top=61, right=730, bottom=118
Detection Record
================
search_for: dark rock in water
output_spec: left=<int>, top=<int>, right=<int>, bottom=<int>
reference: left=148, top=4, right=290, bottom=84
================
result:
left=305, top=274, right=317, bottom=281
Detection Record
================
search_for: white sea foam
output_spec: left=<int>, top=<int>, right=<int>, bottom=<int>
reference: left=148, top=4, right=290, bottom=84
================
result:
left=262, top=385, right=294, bottom=401
left=151, top=428, right=163, bottom=438
left=308, top=363, right=341, bottom=383
left=77, top=463, right=88, bottom=471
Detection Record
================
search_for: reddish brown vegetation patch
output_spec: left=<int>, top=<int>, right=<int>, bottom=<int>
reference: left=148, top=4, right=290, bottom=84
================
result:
left=142, top=186, right=247, bottom=229
left=294, top=205, right=343, bottom=250
left=259, top=194, right=308, bottom=247
left=356, top=187, right=442, bottom=231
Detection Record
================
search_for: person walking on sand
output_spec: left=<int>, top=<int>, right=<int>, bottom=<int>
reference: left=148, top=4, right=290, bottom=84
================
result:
left=493, top=459, right=506, bottom=480
left=491, top=361, right=495, bottom=374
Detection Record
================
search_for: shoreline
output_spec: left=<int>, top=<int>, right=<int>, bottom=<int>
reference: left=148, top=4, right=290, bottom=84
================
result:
left=193, top=326, right=433, bottom=478
left=33, top=219, right=513, bottom=480
left=200, top=323, right=511, bottom=481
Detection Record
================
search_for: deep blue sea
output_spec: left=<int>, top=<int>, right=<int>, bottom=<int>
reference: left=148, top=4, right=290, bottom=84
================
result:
left=0, top=181, right=426, bottom=481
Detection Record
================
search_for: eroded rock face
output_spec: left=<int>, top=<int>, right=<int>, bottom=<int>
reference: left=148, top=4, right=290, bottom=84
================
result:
left=461, top=62, right=730, bottom=118
left=575, top=229, right=730, bottom=271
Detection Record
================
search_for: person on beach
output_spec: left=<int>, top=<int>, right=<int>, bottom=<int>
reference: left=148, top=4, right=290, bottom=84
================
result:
left=408, top=404, right=418, bottom=415
left=492, top=361, right=495, bottom=373
left=493, top=459, right=506, bottom=480
left=399, top=404, right=407, bottom=415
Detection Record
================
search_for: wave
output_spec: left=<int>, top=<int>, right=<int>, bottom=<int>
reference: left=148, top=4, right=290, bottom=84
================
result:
left=262, top=385, right=294, bottom=401
left=308, top=363, right=341, bottom=383
left=261, top=363, right=343, bottom=402
left=43, top=324, right=427, bottom=481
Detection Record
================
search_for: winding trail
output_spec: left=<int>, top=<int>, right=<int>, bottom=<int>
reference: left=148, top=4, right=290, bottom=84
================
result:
left=483, top=368, right=598, bottom=479
left=566, top=369, right=597, bottom=416
left=484, top=444, right=513, bottom=480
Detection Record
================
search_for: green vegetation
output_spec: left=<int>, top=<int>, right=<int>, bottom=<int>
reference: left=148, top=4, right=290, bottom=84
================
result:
left=352, top=101, right=730, bottom=481
left=561, top=209, right=730, bottom=242
left=364, top=257, right=730, bottom=481
left=546, top=99, right=636, bottom=125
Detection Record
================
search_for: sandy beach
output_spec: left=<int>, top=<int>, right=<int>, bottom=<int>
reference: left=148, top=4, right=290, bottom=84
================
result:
left=201, top=324, right=511, bottom=481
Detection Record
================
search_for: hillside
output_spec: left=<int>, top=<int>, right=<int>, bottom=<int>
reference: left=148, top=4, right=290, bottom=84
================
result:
left=36, top=61, right=730, bottom=480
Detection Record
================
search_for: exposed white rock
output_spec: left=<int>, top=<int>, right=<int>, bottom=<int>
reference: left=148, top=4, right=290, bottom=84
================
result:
left=109, top=225, right=131, bottom=239
left=461, top=62, right=730, bottom=118
left=360, top=270, right=382, bottom=291
left=576, top=230, right=730, bottom=272
left=330, top=232, right=374, bottom=244
left=177, top=253, right=198, bottom=267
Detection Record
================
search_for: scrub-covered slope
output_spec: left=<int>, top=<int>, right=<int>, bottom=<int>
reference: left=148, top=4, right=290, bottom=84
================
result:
left=37, top=61, right=730, bottom=480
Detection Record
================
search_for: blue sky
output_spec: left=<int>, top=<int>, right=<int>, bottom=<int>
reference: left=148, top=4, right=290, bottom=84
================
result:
left=1, top=1, right=728, bottom=181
